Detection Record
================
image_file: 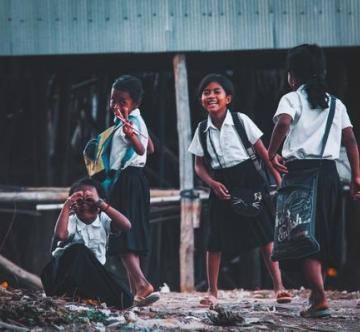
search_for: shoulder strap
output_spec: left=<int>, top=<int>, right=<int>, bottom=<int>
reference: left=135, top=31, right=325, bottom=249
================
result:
left=320, top=96, right=336, bottom=157
left=198, top=120, right=212, bottom=166
left=230, top=112, right=270, bottom=184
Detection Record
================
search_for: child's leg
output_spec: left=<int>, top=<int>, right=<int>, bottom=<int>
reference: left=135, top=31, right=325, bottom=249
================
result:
left=121, top=252, right=154, bottom=298
left=260, top=242, right=284, bottom=292
left=200, top=251, right=221, bottom=305
left=303, top=258, right=328, bottom=308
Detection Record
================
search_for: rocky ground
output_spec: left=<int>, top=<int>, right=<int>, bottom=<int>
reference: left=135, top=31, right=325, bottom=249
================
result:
left=1, top=286, right=360, bottom=331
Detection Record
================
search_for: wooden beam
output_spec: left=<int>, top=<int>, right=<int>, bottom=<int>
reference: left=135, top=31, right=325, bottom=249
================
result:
left=173, top=53, right=196, bottom=292
left=0, top=254, right=43, bottom=290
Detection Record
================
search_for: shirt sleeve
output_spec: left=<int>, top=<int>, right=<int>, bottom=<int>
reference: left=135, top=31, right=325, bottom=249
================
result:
left=239, top=113, right=263, bottom=145
left=100, top=212, right=112, bottom=235
left=132, top=115, right=148, bottom=148
left=188, top=125, right=204, bottom=157
left=273, top=92, right=299, bottom=122
left=338, top=100, right=353, bottom=129
left=67, top=215, right=77, bottom=237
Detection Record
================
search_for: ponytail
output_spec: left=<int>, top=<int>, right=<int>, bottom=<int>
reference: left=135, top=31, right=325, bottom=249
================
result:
left=287, top=44, right=328, bottom=110
left=304, top=76, right=328, bottom=109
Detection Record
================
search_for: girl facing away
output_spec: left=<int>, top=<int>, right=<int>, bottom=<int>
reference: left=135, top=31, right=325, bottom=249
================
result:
left=268, top=44, right=360, bottom=318
left=41, top=177, right=133, bottom=309
left=188, top=74, right=291, bottom=306
left=106, top=75, right=157, bottom=305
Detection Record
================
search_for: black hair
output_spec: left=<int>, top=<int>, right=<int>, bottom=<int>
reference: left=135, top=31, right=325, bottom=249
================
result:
left=287, top=44, right=328, bottom=109
left=112, top=75, right=144, bottom=104
left=197, top=73, right=235, bottom=100
left=69, top=177, right=106, bottom=200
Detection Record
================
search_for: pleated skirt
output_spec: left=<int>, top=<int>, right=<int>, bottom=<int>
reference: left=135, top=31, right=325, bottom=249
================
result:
left=207, top=159, right=275, bottom=254
left=108, top=166, right=150, bottom=256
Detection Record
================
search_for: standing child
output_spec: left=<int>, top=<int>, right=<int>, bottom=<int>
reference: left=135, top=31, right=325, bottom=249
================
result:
left=106, top=75, right=157, bottom=305
left=268, top=44, right=360, bottom=317
left=41, top=177, right=133, bottom=309
left=188, top=73, right=291, bottom=306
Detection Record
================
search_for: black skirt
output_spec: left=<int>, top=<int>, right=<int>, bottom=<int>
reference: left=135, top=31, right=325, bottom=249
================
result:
left=207, top=159, right=274, bottom=254
left=108, top=167, right=150, bottom=256
left=280, top=159, right=343, bottom=270
left=41, top=243, right=133, bottom=309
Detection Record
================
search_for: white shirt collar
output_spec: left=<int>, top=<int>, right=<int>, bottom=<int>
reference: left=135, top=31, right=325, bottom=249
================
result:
left=130, top=108, right=140, bottom=117
left=205, top=109, right=233, bottom=131
left=75, top=215, right=101, bottom=230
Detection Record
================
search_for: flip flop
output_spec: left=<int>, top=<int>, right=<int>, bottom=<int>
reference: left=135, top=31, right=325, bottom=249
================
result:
left=199, top=295, right=217, bottom=307
left=276, top=290, right=292, bottom=304
left=133, top=292, right=160, bottom=307
left=300, top=305, right=331, bottom=318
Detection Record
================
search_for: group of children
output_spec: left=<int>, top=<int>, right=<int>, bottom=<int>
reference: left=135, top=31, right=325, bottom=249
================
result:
left=41, top=44, right=360, bottom=318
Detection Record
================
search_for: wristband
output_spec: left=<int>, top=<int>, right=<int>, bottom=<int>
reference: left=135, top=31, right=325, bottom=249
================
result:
left=95, top=199, right=105, bottom=208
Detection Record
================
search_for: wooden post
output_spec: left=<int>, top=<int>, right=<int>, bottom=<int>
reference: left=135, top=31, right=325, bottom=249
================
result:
left=173, top=54, right=195, bottom=292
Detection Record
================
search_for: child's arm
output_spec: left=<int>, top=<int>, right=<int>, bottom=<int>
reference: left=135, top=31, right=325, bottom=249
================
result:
left=342, top=127, right=360, bottom=199
left=54, top=191, right=83, bottom=241
left=147, top=136, right=155, bottom=155
left=123, top=122, right=146, bottom=155
left=96, top=199, right=131, bottom=231
left=253, top=139, right=282, bottom=186
left=83, top=190, right=131, bottom=231
left=195, top=156, right=230, bottom=200
left=268, top=114, right=292, bottom=174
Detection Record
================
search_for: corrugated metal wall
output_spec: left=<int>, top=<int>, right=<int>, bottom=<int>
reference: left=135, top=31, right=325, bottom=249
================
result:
left=1, top=0, right=359, bottom=56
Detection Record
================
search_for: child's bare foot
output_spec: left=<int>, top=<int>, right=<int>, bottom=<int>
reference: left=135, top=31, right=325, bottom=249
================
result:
left=275, top=289, right=292, bottom=303
left=135, top=283, right=154, bottom=300
left=200, top=292, right=218, bottom=307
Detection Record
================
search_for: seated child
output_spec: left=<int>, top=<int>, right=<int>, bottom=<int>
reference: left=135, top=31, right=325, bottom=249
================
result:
left=41, top=177, right=136, bottom=309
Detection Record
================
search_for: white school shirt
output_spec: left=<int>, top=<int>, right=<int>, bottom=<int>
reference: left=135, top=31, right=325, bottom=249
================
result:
left=188, top=110, right=263, bottom=169
left=52, top=213, right=112, bottom=265
left=273, top=85, right=352, bottom=161
left=110, top=108, right=149, bottom=170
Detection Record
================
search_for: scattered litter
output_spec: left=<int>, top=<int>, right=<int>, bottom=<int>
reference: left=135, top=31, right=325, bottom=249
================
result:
left=159, top=283, right=170, bottom=293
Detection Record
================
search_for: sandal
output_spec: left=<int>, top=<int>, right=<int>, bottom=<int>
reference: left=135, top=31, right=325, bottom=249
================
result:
left=199, top=295, right=217, bottom=307
left=133, top=292, right=160, bottom=307
left=276, top=290, right=292, bottom=304
left=300, top=305, right=331, bottom=318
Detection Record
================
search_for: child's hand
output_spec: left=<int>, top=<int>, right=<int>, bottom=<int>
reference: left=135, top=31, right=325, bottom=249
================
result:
left=65, top=191, right=84, bottom=211
left=351, top=176, right=360, bottom=199
left=271, top=154, right=288, bottom=174
left=83, top=190, right=100, bottom=206
left=210, top=180, right=231, bottom=200
left=113, top=104, right=129, bottom=122
left=123, top=121, right=136, bottom=138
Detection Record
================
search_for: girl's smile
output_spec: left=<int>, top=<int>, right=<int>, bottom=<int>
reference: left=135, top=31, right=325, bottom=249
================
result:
left=201, top=82, right=232, bottom=115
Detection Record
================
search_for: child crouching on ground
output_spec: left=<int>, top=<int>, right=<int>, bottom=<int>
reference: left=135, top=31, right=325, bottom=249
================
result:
left=41, top=177, right=135, bottom=309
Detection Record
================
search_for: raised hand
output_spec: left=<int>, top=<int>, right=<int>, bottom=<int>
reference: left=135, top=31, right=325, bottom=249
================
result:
left=65, top=191, right=84, bottom=211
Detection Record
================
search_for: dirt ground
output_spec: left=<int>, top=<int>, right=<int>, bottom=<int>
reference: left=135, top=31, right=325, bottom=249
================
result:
left=1, top=287, right=360, bottom=331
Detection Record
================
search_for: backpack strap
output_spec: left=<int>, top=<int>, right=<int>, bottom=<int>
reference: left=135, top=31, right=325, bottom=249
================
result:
left=198, top=120, right=212, bottom=167
left=320, top=95, right=336, bottom=157
left=230, top=112, right=270, bottom=185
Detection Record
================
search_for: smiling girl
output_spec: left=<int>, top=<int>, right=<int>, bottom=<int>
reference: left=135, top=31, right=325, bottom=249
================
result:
left=188, top=74, right=290, bottom=306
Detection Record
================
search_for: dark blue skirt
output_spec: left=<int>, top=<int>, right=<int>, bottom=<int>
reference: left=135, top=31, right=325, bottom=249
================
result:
left=108, top=166, right=150, bottom=256
left=207, top=159, right=274, bottom=254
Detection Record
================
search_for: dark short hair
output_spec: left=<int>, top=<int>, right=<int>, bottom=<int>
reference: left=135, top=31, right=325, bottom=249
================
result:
left=112, top=75, right=144, bottom=104
left=197, top=73, right=235, bottom=99
left=69, top=177, right=106, bottom=200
